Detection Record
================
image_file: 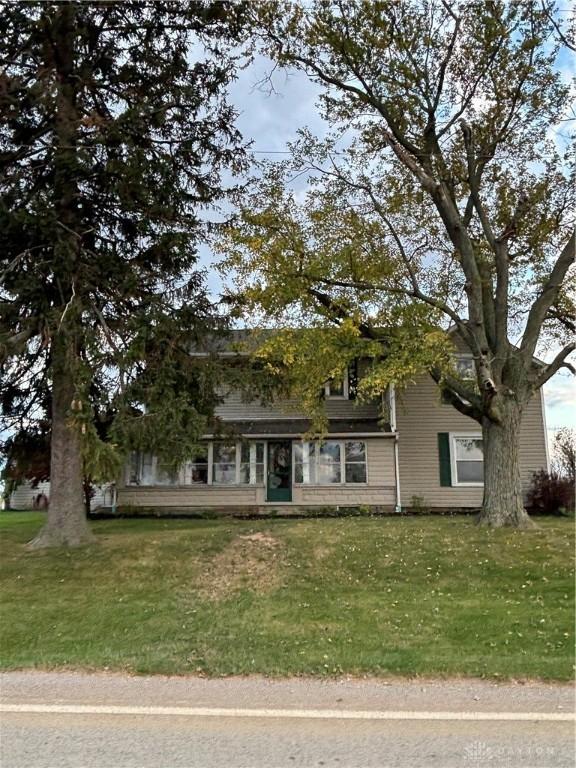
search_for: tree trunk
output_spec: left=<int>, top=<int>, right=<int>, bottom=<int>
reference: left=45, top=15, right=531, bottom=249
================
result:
left=478, top=398, right=534, bottom=528
left=28, top=337, right=95, bottom=549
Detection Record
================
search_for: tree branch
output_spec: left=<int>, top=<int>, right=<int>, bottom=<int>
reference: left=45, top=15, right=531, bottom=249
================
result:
left=307, top=287, right=380, bottom=340
left=429, top=368, right=483, bottom=422
left=521, top=230, right=576, bottom=359
left=532, top=342, right=576, bottom=390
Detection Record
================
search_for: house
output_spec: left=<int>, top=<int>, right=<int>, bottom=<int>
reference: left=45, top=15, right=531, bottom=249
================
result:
left=7, top=479, right=114, bottom=511
left=117, top=333, right=549, bottom=514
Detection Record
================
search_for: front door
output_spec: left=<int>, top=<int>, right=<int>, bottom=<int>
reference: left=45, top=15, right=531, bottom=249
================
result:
left=266, top=441, right=292, bottom=502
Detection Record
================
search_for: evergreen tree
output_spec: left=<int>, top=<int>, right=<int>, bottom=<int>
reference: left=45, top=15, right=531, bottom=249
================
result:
left=0, top=1, right=247, bottom=547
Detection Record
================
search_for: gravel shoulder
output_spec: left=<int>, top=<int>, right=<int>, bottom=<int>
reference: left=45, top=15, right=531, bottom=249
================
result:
left=1, top=671, right=574, bottom=714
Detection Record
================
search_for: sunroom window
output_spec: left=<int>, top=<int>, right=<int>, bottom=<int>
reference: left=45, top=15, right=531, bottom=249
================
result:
left=128, top=453, right=174, bottom=485
left=212, top=441, right=266, bottom=485
left=212, top=443, right=237, bottom=484
left=318, top=441, right=341, bottom=484
left=294, top=440, right=367, bottom=485
left=240, top=442, right=265, bottom=484
left=345, top=441, right=367, bottom=483
left=185, top=445, right=209, bottom=484
left=155, top=459, right=179, bottom=486
left=294, top=442, right=317, bottom=484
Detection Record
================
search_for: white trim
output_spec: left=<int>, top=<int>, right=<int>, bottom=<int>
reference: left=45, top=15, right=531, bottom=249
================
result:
left=292, top=439, right=368, bottom=486
left=449, top=432, right=484, bottom=487
left=324, top=368, right=349, bottom=399
left=201, top=432, right=394, bottom=439
left=540, top=387, right=551, bottom=473
left=207, top=442, right=213, bottom=485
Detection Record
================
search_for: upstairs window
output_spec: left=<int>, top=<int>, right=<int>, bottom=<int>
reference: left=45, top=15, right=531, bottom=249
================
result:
left=325, top=369, right=349, bottom=399
left=442, top=355, right=476, bottom=405
left=454, top=355, right=475, bottom=381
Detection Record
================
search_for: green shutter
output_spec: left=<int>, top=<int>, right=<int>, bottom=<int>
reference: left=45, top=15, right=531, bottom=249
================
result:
left=438, top=433, right=452, bottom=487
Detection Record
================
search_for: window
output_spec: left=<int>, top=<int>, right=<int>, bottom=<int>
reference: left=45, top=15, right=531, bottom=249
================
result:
left=294, top=440, right=367, bottom=485
left=128, top=453, right=176, bottom=485
left=240, top=442, right=265, bottom=484
left=454, top=355, right=475, bottom=381
left=345, top=441, right=367, bottom=483
left=450, top=434, right=484, bottom=485
left=319, top=442, right=342, bottom=483
left=294, top=442, right=316, bottom=484
left=128, top=452, right=142, bottom=485
left=325, top=369, right=349, bottom=399
left=212, top=441, right=265, bottom=485
left=212, top=443, right=237, bottom=484
left=126, top=441, right=264, bottom=487
left=185, top=445, right=209, bottom=484
left=442, top=355, right=476, bottom=405
left=155, top=459, right=179, bottom=485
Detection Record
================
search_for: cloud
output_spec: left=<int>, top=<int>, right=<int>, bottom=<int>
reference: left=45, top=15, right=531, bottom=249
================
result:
left=234, top=55, right=327, bottom=153
left=545, top=373, right=576, bottom=430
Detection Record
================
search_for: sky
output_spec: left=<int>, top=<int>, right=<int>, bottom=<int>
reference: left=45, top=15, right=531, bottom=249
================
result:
left=207, top=51, right=575, bottom=444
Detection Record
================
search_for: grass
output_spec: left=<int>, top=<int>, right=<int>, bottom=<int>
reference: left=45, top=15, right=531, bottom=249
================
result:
left=0, top=512, right=574, bottom=681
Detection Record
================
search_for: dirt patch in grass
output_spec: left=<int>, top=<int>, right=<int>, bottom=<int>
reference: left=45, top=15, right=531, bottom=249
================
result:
left=198, top=532, right=283, bottom=601
left=313, top=544, right=331, bottom=560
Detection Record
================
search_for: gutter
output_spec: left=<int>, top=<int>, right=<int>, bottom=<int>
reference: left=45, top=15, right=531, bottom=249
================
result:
left=393, top=435, right=402, bottom=514
left=200, top=432, right=396, bottom=439
left=388, top=384, right=402, bottom=513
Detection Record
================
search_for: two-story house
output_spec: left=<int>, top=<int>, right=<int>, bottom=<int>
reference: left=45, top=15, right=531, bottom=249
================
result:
left=117, top=333, right=549, bottom=514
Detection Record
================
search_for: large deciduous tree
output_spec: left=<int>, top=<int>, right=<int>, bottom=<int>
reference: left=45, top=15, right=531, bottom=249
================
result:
left=221, top=0, right=575, bottom=527
left=0, top=1, right=247, bottom=547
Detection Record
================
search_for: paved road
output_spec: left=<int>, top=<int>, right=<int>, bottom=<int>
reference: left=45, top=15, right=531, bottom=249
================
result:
left=1, top=672, right=574, bottom=768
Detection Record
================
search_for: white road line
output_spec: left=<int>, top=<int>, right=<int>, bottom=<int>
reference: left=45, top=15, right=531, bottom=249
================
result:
left=0, top=704, right=573, bottom=722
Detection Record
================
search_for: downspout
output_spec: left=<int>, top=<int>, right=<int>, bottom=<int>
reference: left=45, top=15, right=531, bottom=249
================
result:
left=388, top=384, right=402, bottom=514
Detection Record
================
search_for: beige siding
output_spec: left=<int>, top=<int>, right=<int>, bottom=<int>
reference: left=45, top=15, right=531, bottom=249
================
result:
left=396, top=375, right=548, bottom=508
left=119, top=486, right=258, bottom=508
left=298, top=487, right=395, bottom=506
left=117, top=438, right=396, bottom=509
left=214, top=388, right=381, bottom=421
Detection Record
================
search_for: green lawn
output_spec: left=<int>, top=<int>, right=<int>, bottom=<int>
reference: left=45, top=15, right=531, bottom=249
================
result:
left=0, top=512, right=574, bottom=680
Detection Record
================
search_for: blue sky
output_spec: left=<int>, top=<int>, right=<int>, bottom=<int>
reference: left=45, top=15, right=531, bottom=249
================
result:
left=211, top=54, right=575, bottom=441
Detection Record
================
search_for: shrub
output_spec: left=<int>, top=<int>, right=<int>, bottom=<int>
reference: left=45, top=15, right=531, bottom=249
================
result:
left=526, top=470, right=575, bottom=516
